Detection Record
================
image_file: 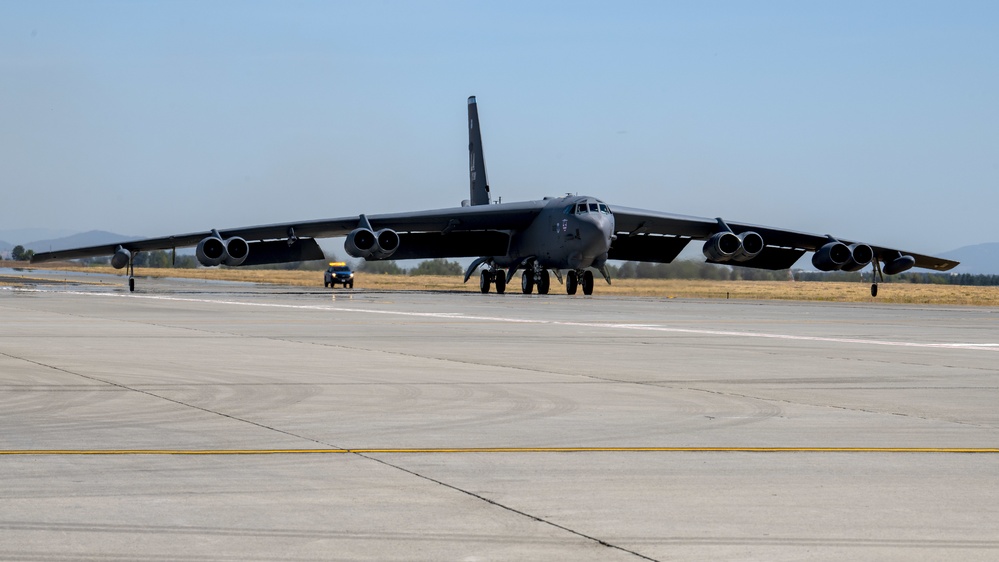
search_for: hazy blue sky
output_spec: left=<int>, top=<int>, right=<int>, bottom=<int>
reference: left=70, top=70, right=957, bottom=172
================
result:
left=2, top=1, right=997, bottom=253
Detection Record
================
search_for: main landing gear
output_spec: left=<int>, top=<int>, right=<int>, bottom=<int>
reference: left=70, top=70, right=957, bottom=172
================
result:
left=521, top=269, right=550, bottom=294
left=479, top=268, right=506, bottom=294
left=565, top=269, right=594, bottom=295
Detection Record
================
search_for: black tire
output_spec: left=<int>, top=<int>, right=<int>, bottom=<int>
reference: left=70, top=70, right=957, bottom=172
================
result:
left=521, top=271, right=534, bottom=294
left=495, top=272, right=506, bottom=294
left=479, top=270, right=491, bottom=293
left=566, top=270, right=578, bottom=295
left=324, top=281, right=329, bottom=288
left=582, top=270, right=594, bottom=295
left=349, top=280, right=354, bottom=289
left=128, top=277, right=135, bottom=292
left=871, top=283, right=878, bottom=297
left=537, top=270, right=550, bottom=295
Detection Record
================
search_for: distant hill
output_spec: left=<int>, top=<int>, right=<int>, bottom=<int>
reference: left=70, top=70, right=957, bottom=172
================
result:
left=940, top=243, right=999, bottom=275
left=0, top=228, right=77, bottom=245
left=24, top=230, right=135, bottom=254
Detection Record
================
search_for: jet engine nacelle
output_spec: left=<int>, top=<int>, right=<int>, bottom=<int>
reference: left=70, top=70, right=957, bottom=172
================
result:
left=345, top=227, right=400, bottom=259
left=374, top=229, right=400, bottom=259
left=222, top=237, right=249, bottom=266
left=111, top=247, right=131, bottom=269
left=702, top=231, right=764, bottom=263
left=811, top=241, right=852, bottom=271
left=840, top=244, right=874, bottom=272
left=196, top=235, right=250, bottom=267
left=883, top=254, right=916, bottom=275
left=702, top=232, right=742, bottom=262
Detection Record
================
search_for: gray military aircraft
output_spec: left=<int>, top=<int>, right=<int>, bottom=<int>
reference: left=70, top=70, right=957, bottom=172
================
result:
left=31, top=96, right=958, bottom=295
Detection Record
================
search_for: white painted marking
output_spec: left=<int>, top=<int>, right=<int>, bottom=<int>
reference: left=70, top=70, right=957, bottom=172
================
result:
left=7, top=287, right=999, bottom=352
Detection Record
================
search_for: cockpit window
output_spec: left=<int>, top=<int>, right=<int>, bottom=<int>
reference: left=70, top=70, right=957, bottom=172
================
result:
left=599, top=204, right=610, bottom=214
left=589, top=203, right=599, bottom=212
left=576, top=203, right=588, bottom=214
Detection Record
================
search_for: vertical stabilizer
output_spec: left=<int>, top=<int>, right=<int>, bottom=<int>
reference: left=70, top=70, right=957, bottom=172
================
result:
left=467, top=96, right=490, bottom=205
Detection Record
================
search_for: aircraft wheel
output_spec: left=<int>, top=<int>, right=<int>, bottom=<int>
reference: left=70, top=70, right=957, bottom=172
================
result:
left=479, top=271, right=491, bottom=293
left=537, top=270, right=550, bottom=295
left=566, top=270, right=578, bottom=295
left=129, top=277, right=135, bottom=292
left=495, top=272, right=506, bottom=294
left=871, top=283, right=878, bottom=297
left=581, top=270, right=594, bottom=295
left=521, top=271, right=534, bottom=294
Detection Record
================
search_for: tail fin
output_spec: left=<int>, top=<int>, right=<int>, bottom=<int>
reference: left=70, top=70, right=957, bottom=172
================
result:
left=467, top=96, right=490, bottom=205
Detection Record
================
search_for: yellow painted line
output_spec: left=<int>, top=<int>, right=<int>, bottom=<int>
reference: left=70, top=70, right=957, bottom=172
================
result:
left=0, top=447, right=997, bottom=455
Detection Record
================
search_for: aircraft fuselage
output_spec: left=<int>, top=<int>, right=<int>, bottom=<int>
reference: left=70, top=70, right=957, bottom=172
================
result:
left=493, top=195, right=614, bottom=271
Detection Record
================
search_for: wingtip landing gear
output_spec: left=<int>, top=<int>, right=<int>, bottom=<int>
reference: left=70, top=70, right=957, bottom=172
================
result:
left=870, top=258, right=884, bottom=298
left=127, top=254, right=136, bottom=292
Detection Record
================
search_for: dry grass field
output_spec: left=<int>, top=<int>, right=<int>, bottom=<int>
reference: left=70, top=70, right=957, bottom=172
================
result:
left=4, top=262, right=997, bottom=306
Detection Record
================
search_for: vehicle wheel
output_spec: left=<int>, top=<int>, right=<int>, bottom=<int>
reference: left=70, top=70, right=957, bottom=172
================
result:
left=537, top=270, right=550, bottom=295
left=324, top=281, right=329, bottom=288
left=349, top=280, right=354, bottom=289
left=480, top=270, right=491, bottom=293
left=494, top=272, right=506, bottom=294
left=566, top=270, right=578, bottom=295
left=521, top=271, right=534, bottom=294
left=871, top=283, right=878, bottom=297
left=581, top=270, right=594, bottom=295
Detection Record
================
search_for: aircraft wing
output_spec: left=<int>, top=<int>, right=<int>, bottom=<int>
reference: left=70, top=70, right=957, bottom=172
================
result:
left=609, top=206, right=959, bottom=272
left=29, top=201, right=546, bottom=264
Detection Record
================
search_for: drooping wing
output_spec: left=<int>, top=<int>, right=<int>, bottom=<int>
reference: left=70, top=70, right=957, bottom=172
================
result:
left=609, top=205, right=959, bottom=272
left=30, top=201, right=546, bottom=264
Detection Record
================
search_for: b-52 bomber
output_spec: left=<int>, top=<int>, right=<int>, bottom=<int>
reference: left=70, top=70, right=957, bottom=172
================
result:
left=32, top=97, right=958, bottom=295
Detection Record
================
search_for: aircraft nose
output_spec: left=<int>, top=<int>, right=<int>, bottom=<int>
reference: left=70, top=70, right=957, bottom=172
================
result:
left=579, top=213, right=613, bottom=256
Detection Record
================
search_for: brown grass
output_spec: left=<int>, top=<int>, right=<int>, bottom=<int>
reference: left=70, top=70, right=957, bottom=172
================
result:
left=8, top=262, right=997, bottom=306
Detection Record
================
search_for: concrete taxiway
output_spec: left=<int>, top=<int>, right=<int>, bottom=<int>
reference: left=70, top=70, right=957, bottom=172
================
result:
left=1, top=273, right=997, bottom=560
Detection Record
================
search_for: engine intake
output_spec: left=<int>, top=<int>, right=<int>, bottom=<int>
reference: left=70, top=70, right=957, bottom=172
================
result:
left=840, top=244, right=874, bottom=272
left=196, top=235, right=227, bottom=266
left=702, top=232, right=742, bottom=262
left=374, top=229, right=400, bottom=259
left=195, top=233, right=251, bottom=267
left=812, top=241, right=851, bottom=271
left=702, top=231, right=764, bottom=263
left=345, top=227, right=399, bottom=259
left=222, top=237, right=249, bottom=266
